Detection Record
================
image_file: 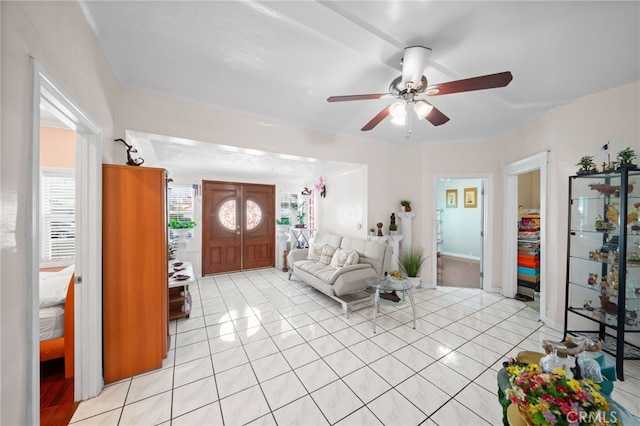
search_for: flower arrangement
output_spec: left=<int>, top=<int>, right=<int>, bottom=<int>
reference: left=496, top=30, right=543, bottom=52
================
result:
left=506, top=363, right=610, bottom=426
left=315, top=176, right=326, bottom=198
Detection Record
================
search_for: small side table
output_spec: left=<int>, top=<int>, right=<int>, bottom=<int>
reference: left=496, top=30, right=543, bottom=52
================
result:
left=365, top=276, right=416, bottom=333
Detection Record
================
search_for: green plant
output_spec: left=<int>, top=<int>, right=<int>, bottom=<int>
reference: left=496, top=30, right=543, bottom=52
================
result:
left=168, top=240, right=177, bottom=259
left=170, top=220, right=196, bottom=229
left=576, top=155, right=595, bottom=171
left=399, top=247, right=427, bottom=277
left=296, top=201, right=307, bottom=224
left=400, top=200, right=411, bottom=207
left=276, top=218, right=290, bottom=225
left=369, top=227, right=376, bottom=233
left=617, top=147, right=637, bottom=165
left=388, top=223, right=398, bottom=231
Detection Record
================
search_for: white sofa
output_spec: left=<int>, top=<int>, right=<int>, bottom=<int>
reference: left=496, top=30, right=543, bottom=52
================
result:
left=287, top=232, right=392, bottom=316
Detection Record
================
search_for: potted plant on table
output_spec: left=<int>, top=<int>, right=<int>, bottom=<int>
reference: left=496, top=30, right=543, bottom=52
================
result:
left=399, top=246, right=427, bottom=288
left=388, top=223, right=398, bottom=235
left=400, top=200, right=412, bottom=212
left=576, top=155, right=597, bottom=175
left=616, top=147, right=637, bottom=169
left=170, top=220, right=196, bottom=261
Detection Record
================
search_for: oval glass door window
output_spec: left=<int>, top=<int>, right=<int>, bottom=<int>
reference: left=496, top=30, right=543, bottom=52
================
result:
left=246, top=200, right=262, bottom=230
left=219, top=200, right=236, bottom=230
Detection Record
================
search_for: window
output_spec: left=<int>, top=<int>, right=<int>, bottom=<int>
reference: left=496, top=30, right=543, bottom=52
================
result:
left=279, top=192, right=298, bottom=224
left=41, top=168, right=75, bottom=265
left=168, top=184, right=195, bottom=222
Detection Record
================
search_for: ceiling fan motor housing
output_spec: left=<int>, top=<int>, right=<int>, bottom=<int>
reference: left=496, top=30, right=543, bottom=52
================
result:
left=400, top=46, right=432, bottom=90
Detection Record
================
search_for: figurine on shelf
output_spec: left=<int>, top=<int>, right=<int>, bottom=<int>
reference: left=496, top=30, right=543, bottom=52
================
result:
left=390, top=213, right=396, bottom=226
left=625, top=309, right=638, bottom=326
left=583, top=300, right=595, bottom=311
left=587, top=273, right=598, bottom=286
left=599, top=294, right=618, bottom=316
left=376, top=222, right=383, bottom=237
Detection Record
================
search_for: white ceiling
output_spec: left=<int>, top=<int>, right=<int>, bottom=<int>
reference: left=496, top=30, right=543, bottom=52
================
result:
left=80, top=1, right=639, bottom=175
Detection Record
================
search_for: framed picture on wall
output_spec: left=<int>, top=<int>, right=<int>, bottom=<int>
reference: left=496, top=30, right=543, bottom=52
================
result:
left=464, top=187, right=477, bottom=208
left=446, top=189, right=458, bottom=208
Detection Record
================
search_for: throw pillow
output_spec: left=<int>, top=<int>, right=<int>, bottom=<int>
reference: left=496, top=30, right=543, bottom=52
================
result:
left=330, top=248, right=360, bottom=268
left=306, top=242, right=325, bottom=261
left=330, top=248, right=349, bottom=268
left=344, top=249, right=360, bottom=266
left=319, top=244, right=337, bottom=265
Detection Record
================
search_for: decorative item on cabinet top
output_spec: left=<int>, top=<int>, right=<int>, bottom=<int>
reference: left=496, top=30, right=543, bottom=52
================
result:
left=114, top=138, right=144, bottom=166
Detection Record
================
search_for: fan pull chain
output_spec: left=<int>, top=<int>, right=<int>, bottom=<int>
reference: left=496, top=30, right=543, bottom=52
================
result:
left=405, top=103, right=413, bottom=139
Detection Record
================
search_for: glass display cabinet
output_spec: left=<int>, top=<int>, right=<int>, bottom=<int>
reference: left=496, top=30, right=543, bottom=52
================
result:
left=564, top=167, right=640, bottom=380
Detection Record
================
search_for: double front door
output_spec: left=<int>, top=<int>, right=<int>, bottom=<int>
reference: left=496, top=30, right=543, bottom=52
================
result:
left=202, top=181, right=275, bottom=275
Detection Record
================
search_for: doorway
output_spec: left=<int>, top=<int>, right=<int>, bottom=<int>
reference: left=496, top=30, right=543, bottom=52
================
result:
left=202, top=181, right=275, bottom=274
left=434, top=178, right=484, bottom=288
left=30, top=60, right=103, bottom=423
left=503, top=151, right=548, bottom=322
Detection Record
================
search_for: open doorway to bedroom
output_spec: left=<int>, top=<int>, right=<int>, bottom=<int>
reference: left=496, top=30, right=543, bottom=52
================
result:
left=30, top=61, right=103, bottom=425
left=38, top=121, right=78, bottom=425
left=433, top=175, right=493, bottom=289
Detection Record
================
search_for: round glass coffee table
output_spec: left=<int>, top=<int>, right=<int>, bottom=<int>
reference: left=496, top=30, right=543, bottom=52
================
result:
left=365, top=276, right=416, bottom=333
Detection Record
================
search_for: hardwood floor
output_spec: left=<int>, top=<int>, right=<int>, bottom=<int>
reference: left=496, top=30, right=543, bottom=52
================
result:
left=41, top=358, right=79, bottom=426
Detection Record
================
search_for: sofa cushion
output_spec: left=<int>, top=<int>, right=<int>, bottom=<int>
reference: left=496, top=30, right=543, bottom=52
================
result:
left=330, top=248, right=359, bottom=268
left=312, top=232, right=343, bottom=249
left=319, top=244, right=337, bottom=265
left=294, top=260, right=338, bottom=283
left=306, top=242, right=325, bottom=261
left=339, top=238, right=389, bottom=275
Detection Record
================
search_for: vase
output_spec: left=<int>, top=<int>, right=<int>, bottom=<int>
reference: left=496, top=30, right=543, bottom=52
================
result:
left=405, top=205, right=412, bottom=212
left=171, top=228, right=193, bottom=261
left=518, top=405, right=535, bottom=426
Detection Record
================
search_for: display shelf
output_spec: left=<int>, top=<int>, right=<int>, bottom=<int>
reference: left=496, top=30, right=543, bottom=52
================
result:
left=168, top=261, right=194, bottom=320
left=564, top=168, right=640, bottom=380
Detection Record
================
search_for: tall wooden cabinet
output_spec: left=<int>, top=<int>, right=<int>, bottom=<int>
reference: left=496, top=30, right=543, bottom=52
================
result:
left=103, top=165, right=168, bottom=384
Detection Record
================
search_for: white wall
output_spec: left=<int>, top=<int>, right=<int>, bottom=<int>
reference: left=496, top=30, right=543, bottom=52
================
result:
left=1, top=2, right=119, bottom=423
left=316, top=166, right=368, bottom=239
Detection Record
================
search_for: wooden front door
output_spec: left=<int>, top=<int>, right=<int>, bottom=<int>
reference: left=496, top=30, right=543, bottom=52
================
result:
left=202, top=181, right=275, bottom=274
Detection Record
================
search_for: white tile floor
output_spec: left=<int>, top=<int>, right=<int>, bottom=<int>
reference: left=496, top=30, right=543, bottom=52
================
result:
left=70, top=268, right=640, bottom=425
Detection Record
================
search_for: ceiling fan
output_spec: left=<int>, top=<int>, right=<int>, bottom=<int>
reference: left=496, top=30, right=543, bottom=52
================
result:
left=327, top=46, right=513, bottom=132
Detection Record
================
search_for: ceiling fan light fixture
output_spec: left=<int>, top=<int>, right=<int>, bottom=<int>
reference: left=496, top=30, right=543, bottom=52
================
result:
left=390, top=114, right=406, bottom=126
left=389, top=100, right=407, bottom=118
left=413, top=100, right=433, bottom=120
left=425, top=87, right=440, bottom=96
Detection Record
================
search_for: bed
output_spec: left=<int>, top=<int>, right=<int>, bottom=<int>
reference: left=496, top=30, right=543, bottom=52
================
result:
left=39, top=266, right=74, bottom=378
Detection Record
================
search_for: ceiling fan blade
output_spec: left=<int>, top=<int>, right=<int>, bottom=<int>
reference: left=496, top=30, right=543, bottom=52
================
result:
left=327, top=93, right=389, bottom=102
left=361, top=105, right=391, bottom=131
left=424, top=103, right=450, bottom=126
left=426, top=71, right=513, bottom=96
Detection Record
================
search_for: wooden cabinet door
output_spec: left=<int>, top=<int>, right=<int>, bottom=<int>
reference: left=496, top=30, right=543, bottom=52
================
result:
left=202, top=181, right=275, bottom=274
left=102, top=165, right=167, bottom=384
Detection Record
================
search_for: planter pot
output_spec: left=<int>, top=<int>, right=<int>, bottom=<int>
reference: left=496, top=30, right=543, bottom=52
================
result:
left=406, top=276, right=421, bottom=288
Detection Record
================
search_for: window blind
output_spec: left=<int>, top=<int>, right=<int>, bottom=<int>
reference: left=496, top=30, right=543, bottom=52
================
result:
left=41, top=169, right=75, bottom=263
left=169, top=184, right=194, bottom=222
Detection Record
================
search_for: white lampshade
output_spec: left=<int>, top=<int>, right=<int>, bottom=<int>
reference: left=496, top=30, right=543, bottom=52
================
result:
left=389, top=101, right=407, bottom=126
left=413, top=100, right=433, bottom=120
